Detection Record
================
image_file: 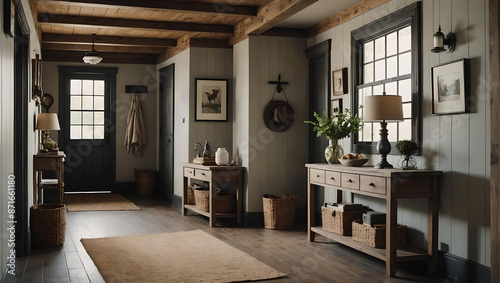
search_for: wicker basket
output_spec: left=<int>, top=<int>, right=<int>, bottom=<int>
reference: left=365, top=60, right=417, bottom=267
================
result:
left=187, top=184, right=204, bottom=205
left=30, top=204, right=66, bottom=247
left=352, top=220, right=407, bottom=248
left=321, top=206, right=368, bottom=236
left=263, top=195, right=298, bottom=230
left=194, top=189, right=210, bottom=212
left=135, top=169, right=158, bottom=195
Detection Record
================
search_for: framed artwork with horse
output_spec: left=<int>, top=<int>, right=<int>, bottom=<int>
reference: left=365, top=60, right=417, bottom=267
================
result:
left=195, top=78, right=228, bottom=121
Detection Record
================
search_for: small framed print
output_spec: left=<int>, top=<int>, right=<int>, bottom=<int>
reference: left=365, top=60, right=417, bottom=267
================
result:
left=333, top=67, right=348, bottom=95
left=330, top=98, right=342, bottom=120
left=431, top=59, right=469, bottom=115
left=195, top=78, right=228, bottom=121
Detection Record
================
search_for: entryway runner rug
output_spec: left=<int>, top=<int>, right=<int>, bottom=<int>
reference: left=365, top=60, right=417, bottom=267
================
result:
left=81, top=229, right=286, bottom=282
left=65, top=194, right=141, bottom=211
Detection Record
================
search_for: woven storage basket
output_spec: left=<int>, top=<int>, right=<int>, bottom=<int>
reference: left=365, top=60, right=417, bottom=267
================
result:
left=214, top=193, right=235, bottom=213
left=321, top=206, right=368, bottom=236
left=194, top=189, right=210, bottom=212
left=352, top=220, right=407, bottom=248
left=30, top=204, right=66, bottom=247
left=263, top=195, right=298, bottom=230
left=187, top=184, right=204, bottom=205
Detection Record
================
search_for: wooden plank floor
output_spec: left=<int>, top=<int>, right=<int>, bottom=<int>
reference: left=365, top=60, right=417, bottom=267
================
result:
left=15, top=195, right=448, bottom=282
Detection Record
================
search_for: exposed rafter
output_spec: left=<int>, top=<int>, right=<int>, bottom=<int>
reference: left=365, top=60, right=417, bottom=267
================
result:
left=231, top=0, right=318, bottom=44
left=38, top=14, right=234, bottom=34
left=32, top=0, right=258, bottom=17
left=308, top=0, right=390, bottom=37
left=42, top=33, right=176, bottom=47
left=42, top=43, right=166, bottom=54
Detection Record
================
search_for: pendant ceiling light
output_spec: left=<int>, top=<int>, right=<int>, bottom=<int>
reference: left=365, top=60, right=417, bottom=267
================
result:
left=83, top=34, right=103, bottom=64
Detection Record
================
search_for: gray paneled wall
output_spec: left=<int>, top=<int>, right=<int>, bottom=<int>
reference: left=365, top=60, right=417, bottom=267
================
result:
left=308, top=0, right=490, bottom=267
left=233, top=36, right=309, bottom=212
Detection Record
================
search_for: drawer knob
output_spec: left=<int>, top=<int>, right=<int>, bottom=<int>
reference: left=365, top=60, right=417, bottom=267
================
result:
left=201, top=173, right=206, bottom=176
left=348, top=179, right=353, bottom=183
left=317, top=175, right=320, bottom=178
left=369, top=183, right=375, bottom=187
left=330, top=177, right=335, bottom=180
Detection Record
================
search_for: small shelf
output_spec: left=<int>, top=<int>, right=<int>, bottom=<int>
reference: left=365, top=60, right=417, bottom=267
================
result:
left=185, top=204, right=238, bottom=219
left=311, top=226, right=429, bottom=262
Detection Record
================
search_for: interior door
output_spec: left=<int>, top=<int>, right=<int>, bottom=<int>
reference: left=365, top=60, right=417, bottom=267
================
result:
left=59, top=67, right=117, bottom=192
left=305, top=40, right=331, bottom=163
left=159, top=64, right=175, bottom=199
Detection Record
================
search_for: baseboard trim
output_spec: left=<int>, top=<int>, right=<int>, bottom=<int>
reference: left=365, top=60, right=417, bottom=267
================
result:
left=171, top=194, right=182, bottom=209
left=244, top=212, right=264, bottom=227
left=2, top=265, right=14, bottom=283
left=439, top=252, right=490, bottom=283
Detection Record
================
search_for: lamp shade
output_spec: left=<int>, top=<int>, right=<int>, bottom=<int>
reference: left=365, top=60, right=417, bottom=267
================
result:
left=37, top=113, right=60, bottom=130
left=363, top=95, right=404, bottom=122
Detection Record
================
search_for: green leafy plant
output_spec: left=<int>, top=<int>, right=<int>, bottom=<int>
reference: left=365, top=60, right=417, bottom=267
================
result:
left=395, top=139, right=418, bottom=156
left=304, top=108, right=363, bottom=141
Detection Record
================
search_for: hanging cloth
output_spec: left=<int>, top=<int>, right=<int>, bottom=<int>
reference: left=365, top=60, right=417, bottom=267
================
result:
left=124, top=93, right=146, bottom=155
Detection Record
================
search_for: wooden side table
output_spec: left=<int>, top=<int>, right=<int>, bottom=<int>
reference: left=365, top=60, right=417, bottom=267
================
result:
left=33, top=152, right=66, bottom=204
left=180, top=163, right=244, bottom=227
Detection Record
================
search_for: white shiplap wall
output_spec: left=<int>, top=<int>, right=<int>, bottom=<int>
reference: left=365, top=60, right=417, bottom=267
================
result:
left=308, top=0, right=490, bottom=266
left=234, top=36, right=309, bottom=212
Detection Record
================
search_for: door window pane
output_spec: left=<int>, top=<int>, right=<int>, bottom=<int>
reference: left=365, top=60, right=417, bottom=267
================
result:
left=70, top=80, right=81, bottom=95
left=70, top=96, right=82, bottom=110
left=94, top=126, right=105, bottom=139
left=94, top=96, right=105, bottom=110
left=71, top=111, right=82, bottom=124
left=82, top=126, right=94, bottom=139
left=82, top=80, right=94, bottom=95
left=94, top=112, right=105, bottom=125
left=94, top=80, right=105, bottom=95
left=83, top=96, right=93, bottom=110
left=70, top=126, right=81, bottom=139
left=83, top=112, right=93, bottom=124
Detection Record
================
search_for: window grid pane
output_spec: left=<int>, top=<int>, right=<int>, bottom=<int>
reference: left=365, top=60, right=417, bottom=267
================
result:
left=358, top=24, right=415, bottom=146
left=70, top=79, right=106, bottom=140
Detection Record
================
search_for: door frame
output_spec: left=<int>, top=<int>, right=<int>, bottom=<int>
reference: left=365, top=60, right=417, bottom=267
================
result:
left=58, top=66, right=118, bottom=191
left=159, top=64, right=175, bottom=200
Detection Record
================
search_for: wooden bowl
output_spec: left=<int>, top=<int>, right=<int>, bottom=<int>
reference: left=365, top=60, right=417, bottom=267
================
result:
left=338, top=158, right=369, bottom=167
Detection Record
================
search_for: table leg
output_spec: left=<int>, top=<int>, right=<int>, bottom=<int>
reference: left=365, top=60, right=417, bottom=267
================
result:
left=209, top=179, right=215, bottom=227
left=307, top=179, right=315, bottom=242
left=386, top=182, right=397, bottom=277
left=236, top=171, right=242, bottom=226
left=428, top=176, right=439, bottom=273
left=182, top=175, right=188, bottom=216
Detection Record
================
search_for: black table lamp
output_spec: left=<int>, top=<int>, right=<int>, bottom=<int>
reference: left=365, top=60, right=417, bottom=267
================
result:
left=363, top=94, right=404, bottom=169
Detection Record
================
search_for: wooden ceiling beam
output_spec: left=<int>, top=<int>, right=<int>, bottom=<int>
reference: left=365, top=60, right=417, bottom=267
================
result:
left=38, top=14, right=234, bottom=34
left=230, top=0, right=318, bottom=44
left=160, top=36, right=231, bottom=62
left=32, top=0, right=257, bottom=17
left=42, top=50, right=158, bottom=64
left=42, top=43, right=165, bottom=54
left=308, top=0, right=390, bottom=38
left=261, top=27, right=308, bottom=38
left=42, top=33, right=177, bottom=47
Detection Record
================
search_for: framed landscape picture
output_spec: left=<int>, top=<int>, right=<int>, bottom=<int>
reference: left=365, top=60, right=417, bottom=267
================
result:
left=431, top=59, right=469, bottom=115
left=195, top=78, right=228, bottom=121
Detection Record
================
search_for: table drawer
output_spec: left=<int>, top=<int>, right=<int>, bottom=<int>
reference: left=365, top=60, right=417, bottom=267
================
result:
left=360, top=176, right=386, bottom=195
left=184, top=167, right=195, bottom=178
left=310, top=169, right=325, bottom=184
left=195, top=169, right=211, bottom=182
left=341, top=173, right=359, bottom=190
left=325, top=171, right=341, bottom=187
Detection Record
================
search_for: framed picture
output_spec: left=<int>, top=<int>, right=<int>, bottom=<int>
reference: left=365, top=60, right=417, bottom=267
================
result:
left=330, top=98, right=342, bottom=120
left=3, top=0, right=15, bottom=37
left=431, top=59, right=469, bottom=115
left=332, top=67, right=348, bottom=95
left=195, top=78, right=228, bottom=121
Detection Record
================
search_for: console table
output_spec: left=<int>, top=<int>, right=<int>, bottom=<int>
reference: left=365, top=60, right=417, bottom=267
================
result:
left=33, top=152, right=66, bottom=204
left=306, top=163, right=442, bottom=277
left=181, top=163, right=244, bottom=227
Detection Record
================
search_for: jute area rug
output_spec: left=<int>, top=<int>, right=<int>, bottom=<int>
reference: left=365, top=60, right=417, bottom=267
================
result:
left=81, top=229, right=285, bottom=283
left=65, top=194, right=141, bottom=212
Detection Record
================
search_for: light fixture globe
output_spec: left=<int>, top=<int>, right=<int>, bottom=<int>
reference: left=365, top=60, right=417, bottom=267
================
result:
left=83, top=34, right=103, bottom=64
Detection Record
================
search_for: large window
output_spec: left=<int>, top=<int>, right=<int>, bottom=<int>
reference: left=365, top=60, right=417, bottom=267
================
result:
left=351, top=2, right=421, bottom=154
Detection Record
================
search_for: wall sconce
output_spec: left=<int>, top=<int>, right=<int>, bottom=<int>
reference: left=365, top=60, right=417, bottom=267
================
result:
left=431, top=26, right=456, bottom=53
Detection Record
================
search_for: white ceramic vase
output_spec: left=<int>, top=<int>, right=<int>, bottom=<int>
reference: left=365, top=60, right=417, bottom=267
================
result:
left=215, top=148, right=229, bottom=165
